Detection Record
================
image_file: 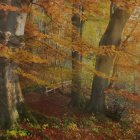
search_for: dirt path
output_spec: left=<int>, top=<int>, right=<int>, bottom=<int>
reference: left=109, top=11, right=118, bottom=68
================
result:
left=24, top=92, right=71, bottom=117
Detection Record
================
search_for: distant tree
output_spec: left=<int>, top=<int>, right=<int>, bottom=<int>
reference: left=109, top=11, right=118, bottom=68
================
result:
left=70, top=2, right=85, bottom=108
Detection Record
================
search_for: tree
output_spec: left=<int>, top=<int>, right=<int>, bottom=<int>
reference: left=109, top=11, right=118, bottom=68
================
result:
left=70, top=2, right=85, bottom=108
left=87, top=2, right=130, bottom=113
left=0, top=0, right=30, bottom=129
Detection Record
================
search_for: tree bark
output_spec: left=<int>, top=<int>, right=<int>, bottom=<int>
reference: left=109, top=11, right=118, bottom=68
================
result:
left=0, top=0, right=28, bottom=129
left=87, top=6, right=130, bottom=113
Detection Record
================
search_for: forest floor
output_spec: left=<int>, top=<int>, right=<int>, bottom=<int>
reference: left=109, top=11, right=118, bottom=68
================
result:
left=2, top=92, right=140, bottom=140
left=25, top=92, right=71, bottom=118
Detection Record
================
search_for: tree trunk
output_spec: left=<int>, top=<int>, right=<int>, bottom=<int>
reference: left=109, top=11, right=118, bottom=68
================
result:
left=0, top=0, right=28, bottom=129
left=0, top=60, right=24, bottom=129
left=70, top=3, right=84, bottom=108
left=87, top=6, right=130, bottom=113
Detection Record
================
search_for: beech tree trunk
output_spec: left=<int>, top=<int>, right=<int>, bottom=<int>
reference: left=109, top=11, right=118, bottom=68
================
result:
left=87, top=6, right=130, bottom=113
left=70, top=3, right=84, bottom=108
left=0, top=0, right=28, bottom=129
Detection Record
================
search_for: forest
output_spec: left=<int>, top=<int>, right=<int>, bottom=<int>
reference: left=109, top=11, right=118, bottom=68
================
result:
left=0, top=0, right=140, bottom=139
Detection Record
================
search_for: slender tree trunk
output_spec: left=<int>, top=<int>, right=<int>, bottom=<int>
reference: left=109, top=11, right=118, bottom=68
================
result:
left=70, top=3, right=84, bottom=108
left=0, top=0, right=29, bottom=129
left=87, top=6, right=130, bottom=113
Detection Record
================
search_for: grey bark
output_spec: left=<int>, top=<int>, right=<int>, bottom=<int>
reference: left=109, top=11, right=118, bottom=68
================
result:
left=0, top=0, right=28, bottom=129
left=87, top=6, right=130, bottom=113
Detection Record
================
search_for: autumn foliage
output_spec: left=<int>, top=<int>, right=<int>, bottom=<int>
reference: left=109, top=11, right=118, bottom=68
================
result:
left=0, top=0, right=140, bottom=139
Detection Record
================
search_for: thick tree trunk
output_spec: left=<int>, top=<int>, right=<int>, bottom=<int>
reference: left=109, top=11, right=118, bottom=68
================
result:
left=70, top=4, right=84, bottom=108
left=0, top=60, right=24, bottom=129
left=87, top=7, right=130, bottom=113
left=0, top=0, right=28, bottom=129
